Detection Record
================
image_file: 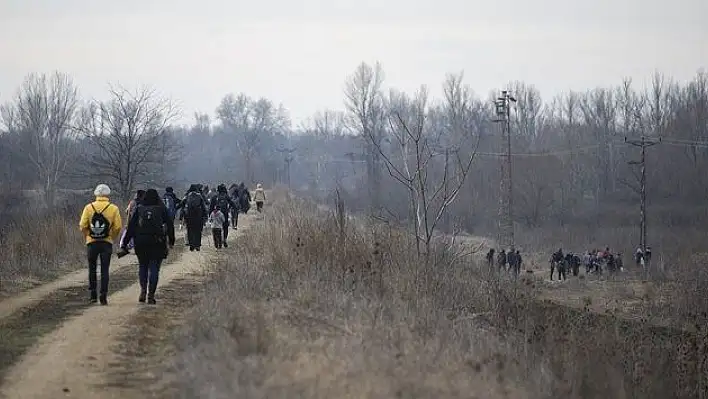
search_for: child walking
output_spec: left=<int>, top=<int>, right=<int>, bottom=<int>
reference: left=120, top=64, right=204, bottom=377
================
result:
left=209, top=205, right=226, bottom=249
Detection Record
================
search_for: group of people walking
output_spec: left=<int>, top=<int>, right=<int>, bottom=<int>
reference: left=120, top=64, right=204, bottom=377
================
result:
left=484, top=245, right=634, bottom=282
left=549, top=247, right=624, bottom=281
left=486, top=248, right=524, bottom=275
left=78, top=181, right=266, bottom=305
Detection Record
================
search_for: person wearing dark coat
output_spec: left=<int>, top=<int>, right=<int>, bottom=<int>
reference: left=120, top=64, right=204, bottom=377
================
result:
left=163, top=187, right=179, bottom=221
left=238, top=182, right=251, bottom=214
left=122, top=189, right=175, bottom=304
left=209, top=184, right=237, bottom=247
left=228, top=183, right=240, bottom=229
left=486, top=248, right=496, bottom=268
left=177, top=184, right=208, bottom=251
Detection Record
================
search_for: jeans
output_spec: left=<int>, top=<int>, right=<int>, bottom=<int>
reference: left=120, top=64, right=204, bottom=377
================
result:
left=139, top=258, right=162, bottom=297
left=87, top=241, right=113, bottom=297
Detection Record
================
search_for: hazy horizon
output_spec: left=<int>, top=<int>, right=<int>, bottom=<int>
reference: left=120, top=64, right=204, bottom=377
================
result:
left=1, top=0, right=705, bottom=126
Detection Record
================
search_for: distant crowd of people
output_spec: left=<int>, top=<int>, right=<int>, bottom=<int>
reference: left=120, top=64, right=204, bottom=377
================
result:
left=549, top=246, right=653, bottom=281
left=78, top=182, right=266, bottom=305
left=548, top=248, right=624, bottom=281
left=485, top=245, right=654, bottom=282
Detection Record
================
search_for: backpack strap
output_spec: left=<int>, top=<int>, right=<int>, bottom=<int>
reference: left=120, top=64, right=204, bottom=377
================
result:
left=90, top=202, right=112, bottom=214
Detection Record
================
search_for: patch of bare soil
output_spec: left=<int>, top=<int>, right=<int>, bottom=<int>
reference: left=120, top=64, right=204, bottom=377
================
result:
left=98, top=277, right=204, bottom=399
left=0, top=264, right=146, bottom=384
left=0, top=212, right=256, bottom=399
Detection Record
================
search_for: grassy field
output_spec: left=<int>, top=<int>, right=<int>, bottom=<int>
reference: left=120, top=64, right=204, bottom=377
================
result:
left=165, top=191, right=707, bottom=398
left=169, top=191, right=543, bottom=398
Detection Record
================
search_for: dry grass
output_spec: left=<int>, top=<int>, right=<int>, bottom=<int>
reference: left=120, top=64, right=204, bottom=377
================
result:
left=491, top=232, right=708, bottom=398
left=0, top=189, right=123, bottom=295
left=170, top=191, right=550, bottom=399
left=168, top=191, right=708, bottom=398
left=0, top=213, right=84, bottom=295
left=516, top=221, right=708, bottom=327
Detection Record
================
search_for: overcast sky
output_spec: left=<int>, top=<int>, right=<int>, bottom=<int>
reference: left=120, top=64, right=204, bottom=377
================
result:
left=1, top=0, right=705, bottom=126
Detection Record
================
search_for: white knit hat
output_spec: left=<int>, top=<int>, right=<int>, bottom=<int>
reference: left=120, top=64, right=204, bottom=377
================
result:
left=94, top=184, right=111, bottom=196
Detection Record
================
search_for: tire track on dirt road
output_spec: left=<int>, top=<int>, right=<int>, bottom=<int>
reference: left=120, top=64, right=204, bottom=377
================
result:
left=0, top=254, right=151, bottom=322
left=0, top=212, right=260, bottom=399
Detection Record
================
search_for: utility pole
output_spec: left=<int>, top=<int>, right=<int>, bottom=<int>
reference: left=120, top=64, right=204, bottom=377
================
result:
left=625, top=135, right=660, bottom=274
left=276, top=146, right=296, bottom=188
left=493, top=90, right=517, bottom=250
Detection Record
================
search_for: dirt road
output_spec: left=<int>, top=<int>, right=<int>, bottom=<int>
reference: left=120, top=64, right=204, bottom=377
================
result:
left=0, top=212, right=258, bottom=399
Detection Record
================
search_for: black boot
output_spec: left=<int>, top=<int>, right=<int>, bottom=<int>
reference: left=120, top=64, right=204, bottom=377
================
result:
left=138, top=291, right=146, bottom=303
left=99, top=293, right=108, bottom=305
left=147, top=295, right=156, bottom=305
left=90, top=290, right=98, bottom=304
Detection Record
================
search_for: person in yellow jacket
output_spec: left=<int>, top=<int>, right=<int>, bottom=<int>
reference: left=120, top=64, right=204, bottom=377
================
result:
left=78, top=184, right=122, bottom=305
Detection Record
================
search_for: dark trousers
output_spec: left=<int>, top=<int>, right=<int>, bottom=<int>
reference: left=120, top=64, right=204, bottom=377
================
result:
left=256, top=201, right=264, bottom=212
left=551, top=262, right=566, bottom=281
left=212, top=228, right=223, bottom=248
left=221, top=219, right=229, bottom=241
left=186, top=221, right=203, bottom=249
left=138, top=258, right=162, bottom=297
left=231, top=209, right=239, bottom=228
left=87, top=241, right=112, bottom=297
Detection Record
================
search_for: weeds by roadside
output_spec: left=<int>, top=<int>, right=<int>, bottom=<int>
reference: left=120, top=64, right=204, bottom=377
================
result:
left=0, top=213, right=84, bottom=295
left=169, top=192, right=707, bottom=398
left=171, top=193, right=547, bottom=398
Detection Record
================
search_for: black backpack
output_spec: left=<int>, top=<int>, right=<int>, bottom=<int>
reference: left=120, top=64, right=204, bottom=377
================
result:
left=136, top=205, right=165, bottom=237
left=89, top=203, right=112, bottom=239
left=184, top=191, right=203, bottom=218
left=217, top=194, right=230, bottom=213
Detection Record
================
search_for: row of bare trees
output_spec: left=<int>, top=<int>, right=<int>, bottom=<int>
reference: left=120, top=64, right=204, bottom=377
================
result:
left=1, top=66, right=706, bottom=248
left=0, top=72, right=178, bottom=204
left=294, top=64, right=708, bottom=243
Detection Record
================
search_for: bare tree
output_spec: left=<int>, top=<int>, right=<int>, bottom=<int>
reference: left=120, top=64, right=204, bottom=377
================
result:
left=580, top=88, right=617, bottom=200
left=193, top=112, right=211, bottom=136
left=310, top=109, right=346, bottom=139
left=643, top=72, right=675, bottom=137
left=514, top=156, right=557, bottom=227
left=0, top=72, right=79, bottom=205
left=508, top=81, right=545, bottom=146
left=216, top=94, right=289, bottom=183
left=344, top=62, right=386, bottom=215
left=76, top=86, right=179, bottom=202
left=372, top=80, right=478, bottom=258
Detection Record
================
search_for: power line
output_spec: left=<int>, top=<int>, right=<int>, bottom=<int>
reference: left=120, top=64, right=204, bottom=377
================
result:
left=289, top=137, right=707, bottom=164
left=476, top=144, right=602, bottom=157
left=293, top=143, right=612, bottom=164
left=658, top=138, right=708, bottom=147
